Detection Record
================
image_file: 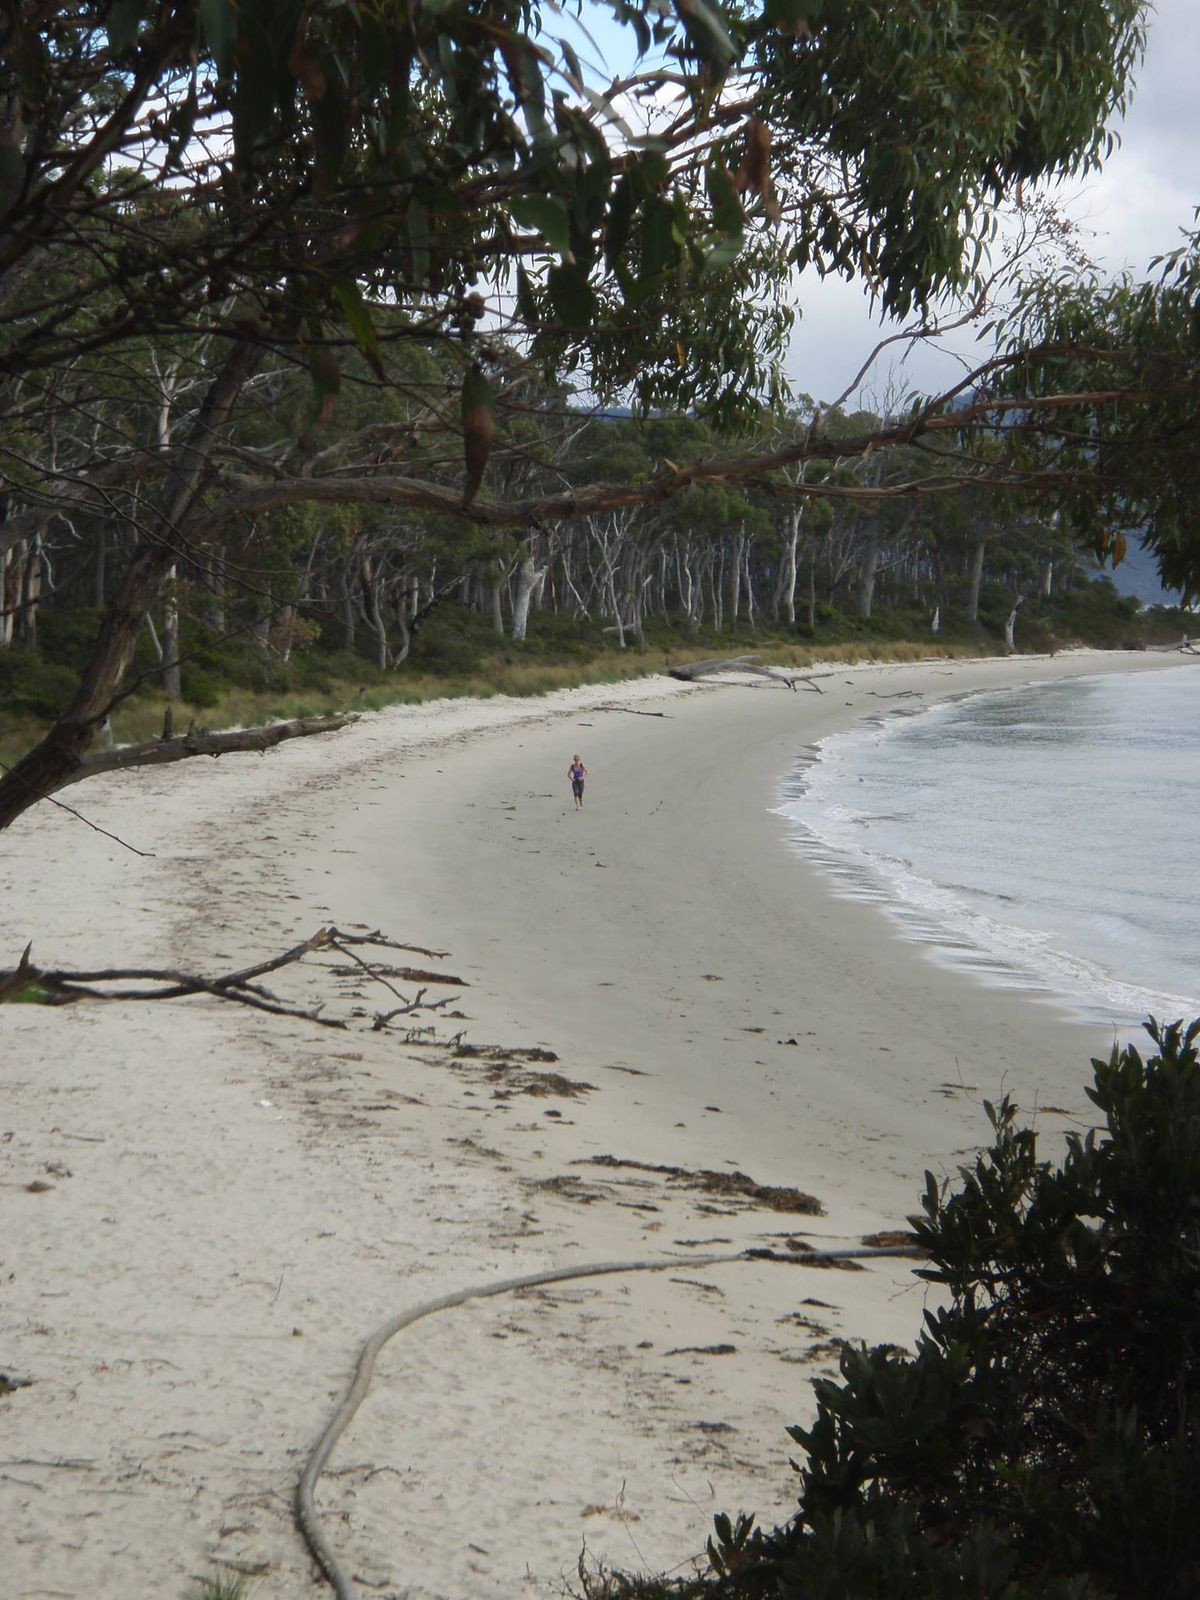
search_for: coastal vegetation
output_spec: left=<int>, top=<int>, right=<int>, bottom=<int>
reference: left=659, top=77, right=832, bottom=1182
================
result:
left=3, top=0, right=1198, bottom=825
left=590, top=1020, right=1200, bottom=1600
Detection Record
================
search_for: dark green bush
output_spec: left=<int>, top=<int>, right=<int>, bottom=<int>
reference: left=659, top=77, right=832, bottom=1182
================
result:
left=600, top=1020, right=1200, bottom=1600
left=0, top=647, right=80, bottom=720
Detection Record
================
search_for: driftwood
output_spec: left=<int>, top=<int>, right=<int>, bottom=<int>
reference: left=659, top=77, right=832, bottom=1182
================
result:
left=666, top=654, right=758, bottom=681
left=1144, top=636, right=1199, bottom=655
left=666, top=655, right=832, bottom=693
left=54, top=714, right=359, bottom=792
left=743, top=664, right=833, bottom=693
left=0, top=926, right=462, bottom=1033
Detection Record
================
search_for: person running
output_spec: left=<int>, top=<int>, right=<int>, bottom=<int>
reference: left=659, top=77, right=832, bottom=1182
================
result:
left=567, top=754, right=588, bottom=809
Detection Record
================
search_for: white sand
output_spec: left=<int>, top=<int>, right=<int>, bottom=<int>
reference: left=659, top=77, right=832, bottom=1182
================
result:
left=1, top=649, right=1184, bottom=1600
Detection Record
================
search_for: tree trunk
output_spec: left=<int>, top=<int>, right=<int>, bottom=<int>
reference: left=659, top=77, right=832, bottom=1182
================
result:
left=858, top=521, right=880, bottom=620
left=781, top=508, right=799, bottom=625
left=342, top=583, right=356, bottom=652
left=966, top=535, right=986, bottom=623
left=511, top=555, right=543, bottom=643
left=742, top=536, right=757, bottom=631
left=162, top=565, right=182, bottom=699
left=208, top=546, right=226, bottom=633
left=94, top=526, right=106, bottom=611
left=0, top=545, right=12, bottom=647
left=728, top=530, right=742, bottom=630
left=490, top=573, right=505, bottom=635
left=0, top=341, right=260, bottom=830
left=807, top=542, right=818, bottom=631
left=1041, top=559, right=1054, bottom=597
left=1005, top=594, right=1024, bottom=653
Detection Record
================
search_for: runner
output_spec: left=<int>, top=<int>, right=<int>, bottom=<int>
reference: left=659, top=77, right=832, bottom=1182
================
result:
left=567, top=754, right=588, bottom=810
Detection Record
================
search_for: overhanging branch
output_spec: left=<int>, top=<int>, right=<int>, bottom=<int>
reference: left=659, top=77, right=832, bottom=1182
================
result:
left=56, top=714, right=359, bottom=794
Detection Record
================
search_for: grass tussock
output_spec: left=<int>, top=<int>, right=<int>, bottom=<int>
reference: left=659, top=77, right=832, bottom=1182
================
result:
left=187, top=1576, right=249, bottom=1600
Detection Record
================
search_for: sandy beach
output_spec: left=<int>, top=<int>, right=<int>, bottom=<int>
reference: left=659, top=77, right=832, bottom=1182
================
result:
left=1, top=648, right=1185, bottom=1600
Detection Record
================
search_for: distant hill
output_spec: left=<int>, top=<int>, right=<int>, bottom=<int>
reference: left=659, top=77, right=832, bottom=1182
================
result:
left=1108, top=534, right=1189, bottom=607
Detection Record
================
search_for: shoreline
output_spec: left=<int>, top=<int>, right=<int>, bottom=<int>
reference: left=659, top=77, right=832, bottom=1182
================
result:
left=1, top=648, right=1188, bottom=1600
left=773, top=659, right=1200, bottom=1033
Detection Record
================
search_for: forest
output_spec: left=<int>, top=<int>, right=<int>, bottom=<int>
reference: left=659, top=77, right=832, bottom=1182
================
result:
left=2, top=335, right=1189, bottom=762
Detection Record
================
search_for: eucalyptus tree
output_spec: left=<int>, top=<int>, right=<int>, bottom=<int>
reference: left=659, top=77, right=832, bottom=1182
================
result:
left=0, top=0, right=1165, bottom=826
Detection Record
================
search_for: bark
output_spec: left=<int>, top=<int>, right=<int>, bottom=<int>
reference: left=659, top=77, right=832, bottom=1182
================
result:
left=342, top=584, right=356, bottom=651
left=667, top=654, right=758, bottom=681
left=965, top=534, right=987, bottom=623
left=780, top=508, right=799, bottom=625
left=0, top=545, right=11, bottom=647
left=161, top=566, right=182, bottom=700
left=1004, top=594, right=1025, bottom=652
left=56, top=715, right=358, bottom=791
left=93, top=526, right=106, bottom=611
left=489, top=572, right=505, bottom=635
left=858, top=519, right=881, bottom=619
left=807, top=543, right=818, bottom=631
left=206, top=547, right=226, bottom=633
left=728, top=530, right=742, bottom=630
left=742, top=536, right=757, bottom=631
left=510, top=555, right=543, bottom=643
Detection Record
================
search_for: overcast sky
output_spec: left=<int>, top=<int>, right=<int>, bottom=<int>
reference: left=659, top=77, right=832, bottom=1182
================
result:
left=788, top=0, right=1200, bottom=406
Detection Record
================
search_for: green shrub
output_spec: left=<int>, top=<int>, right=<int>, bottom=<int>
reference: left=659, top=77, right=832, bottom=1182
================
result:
left=0, top=647, right=79, bottom=720
left=604, top=1020, right=1200, bottom=1599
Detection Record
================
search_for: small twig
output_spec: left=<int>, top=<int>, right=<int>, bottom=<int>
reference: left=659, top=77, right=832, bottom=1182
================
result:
left=372, top=990, right=460, bottom=1030
left=328, top=936, right=414, bottom=1007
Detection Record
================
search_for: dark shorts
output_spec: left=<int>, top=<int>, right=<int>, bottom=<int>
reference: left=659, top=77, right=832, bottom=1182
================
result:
left=571, top=779, right=585, bottom=798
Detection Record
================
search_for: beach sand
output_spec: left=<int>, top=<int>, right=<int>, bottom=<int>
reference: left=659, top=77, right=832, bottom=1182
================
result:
left=1, top=649, right=1181, bottom=1600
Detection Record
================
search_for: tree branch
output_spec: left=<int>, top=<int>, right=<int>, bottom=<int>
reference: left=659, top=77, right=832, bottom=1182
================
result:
left=51, top=714, right=360, bottom=794
left=0, top=927, right=463, bottom=1034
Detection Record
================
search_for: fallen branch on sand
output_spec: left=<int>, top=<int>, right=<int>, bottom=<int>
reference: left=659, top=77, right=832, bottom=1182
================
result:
left=665, top=655, right=832, bottom=693
left=0, top=927, right=462, bottom=1033
left=667, top=653, right=759, bottom=680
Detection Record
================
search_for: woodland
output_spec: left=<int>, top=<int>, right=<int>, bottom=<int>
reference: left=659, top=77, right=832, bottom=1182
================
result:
left=2, top=0, right=1199, bottom=828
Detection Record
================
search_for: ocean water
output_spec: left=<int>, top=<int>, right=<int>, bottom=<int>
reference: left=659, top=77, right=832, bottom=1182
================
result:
left=776, top=665, right=1200, bottom=1030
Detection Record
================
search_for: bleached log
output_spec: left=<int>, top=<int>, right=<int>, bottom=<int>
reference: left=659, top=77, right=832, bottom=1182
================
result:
left=666, top=654, right=758, bottom=681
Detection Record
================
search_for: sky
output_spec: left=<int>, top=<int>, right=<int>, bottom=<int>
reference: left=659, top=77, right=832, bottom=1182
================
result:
left=786, top=0, right=1200, bottom=406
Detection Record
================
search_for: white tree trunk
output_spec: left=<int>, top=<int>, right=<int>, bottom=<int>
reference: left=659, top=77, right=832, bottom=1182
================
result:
left=510, top=555, right=544, bottom=642
left=1004, top=594, right=1025, bottom=652
left=782, top=508, right=799, bottom=625
left=728, top=531, right=742, bottom=629
left=858, top=521, right=880, bottom=619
